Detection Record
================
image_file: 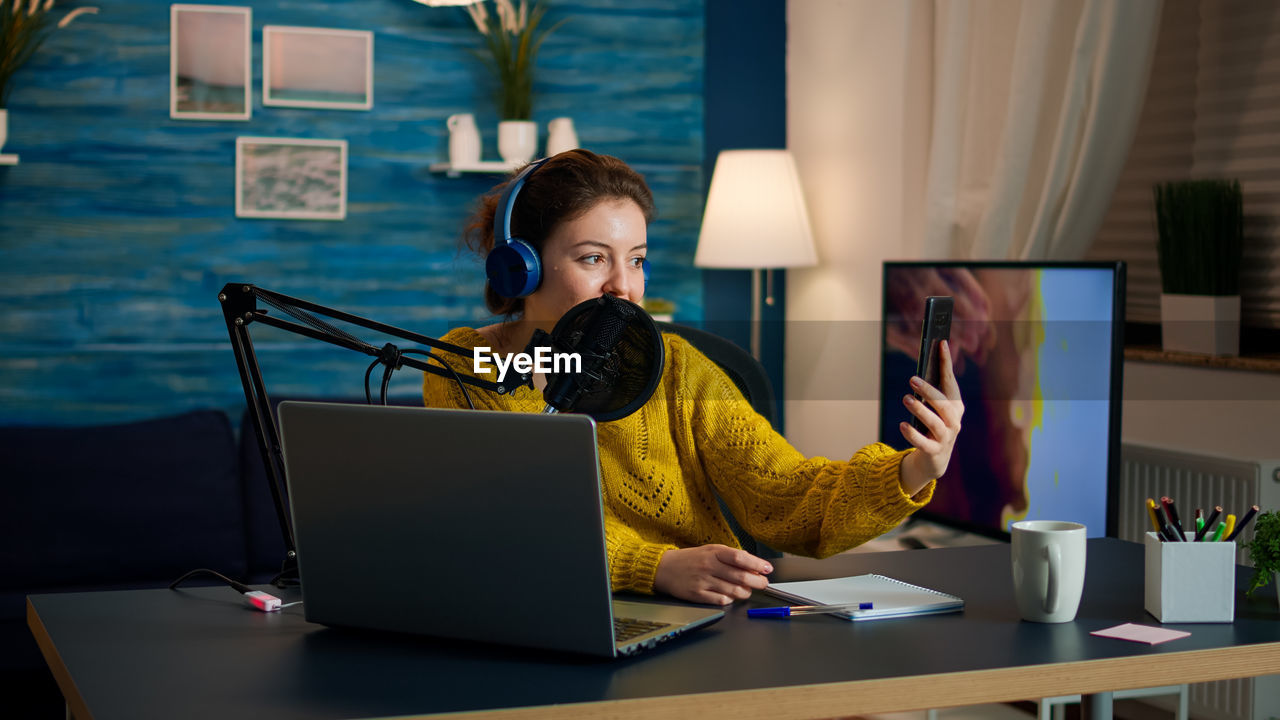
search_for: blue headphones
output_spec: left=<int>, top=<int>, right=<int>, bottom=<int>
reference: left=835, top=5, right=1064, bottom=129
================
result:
left=486, top=159, right=548, bottom=299
left=485, top=157, right=651, bottom=299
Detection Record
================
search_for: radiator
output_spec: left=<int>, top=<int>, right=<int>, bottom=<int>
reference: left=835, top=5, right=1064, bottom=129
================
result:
left=1118, top=442, right=1280, bottom=720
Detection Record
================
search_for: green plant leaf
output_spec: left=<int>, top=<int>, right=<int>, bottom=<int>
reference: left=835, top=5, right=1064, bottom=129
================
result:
left=0, top=0, right=77, bottom=108
left=1153, top=179, right=1244, bottom=295
left=1245, top=510, right=1280, bottom=597
left=463, top=1, right=565, bottom=121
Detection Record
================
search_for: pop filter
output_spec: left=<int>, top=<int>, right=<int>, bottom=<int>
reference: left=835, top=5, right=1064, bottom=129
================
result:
left=535, top=295, right=664, bottom=422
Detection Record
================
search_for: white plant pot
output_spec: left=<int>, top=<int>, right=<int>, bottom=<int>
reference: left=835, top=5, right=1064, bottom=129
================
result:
left=0, top=109, right=8, bottom=153
left=497, top=120, right=538, bottom=164
left=1160, top=293, right=1240, bottom=356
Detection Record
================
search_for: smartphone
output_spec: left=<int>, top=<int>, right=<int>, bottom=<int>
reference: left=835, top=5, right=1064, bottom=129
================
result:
left=911, top=296, right=953, bottom=436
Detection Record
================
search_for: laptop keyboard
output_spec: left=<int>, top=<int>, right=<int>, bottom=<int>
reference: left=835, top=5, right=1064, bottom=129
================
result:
left=613, top=617, right=673, bottom=643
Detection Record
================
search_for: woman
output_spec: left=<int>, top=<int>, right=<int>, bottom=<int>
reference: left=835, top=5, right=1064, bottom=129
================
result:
left=424, top=149, right=963, bottom=605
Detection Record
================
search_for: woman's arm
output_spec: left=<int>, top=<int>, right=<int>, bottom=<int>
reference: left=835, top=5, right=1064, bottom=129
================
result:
left=604, top=515, right=679, bottom=594
left=672, top=338, right=935, bottom=558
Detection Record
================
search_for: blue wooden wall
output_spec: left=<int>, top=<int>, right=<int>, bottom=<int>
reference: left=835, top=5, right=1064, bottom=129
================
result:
left=704, top=0, right=786, bottom=426
left=0, top=0, right=705, bottom=426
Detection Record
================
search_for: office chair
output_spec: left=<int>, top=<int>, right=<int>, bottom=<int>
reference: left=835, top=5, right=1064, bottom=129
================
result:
left=655, top=321, right=781, bottom=560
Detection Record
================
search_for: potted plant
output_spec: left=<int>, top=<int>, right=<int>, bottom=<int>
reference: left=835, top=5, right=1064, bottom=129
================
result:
left=1245, top=509, right=1280, bottom=608
left=643, top=297, right=676, bottom=323
left=462, top=0, right=566, bottom=164
left=1153, top=178, right=1244, bottom=356
left=0, top=1, right=99, bottom=154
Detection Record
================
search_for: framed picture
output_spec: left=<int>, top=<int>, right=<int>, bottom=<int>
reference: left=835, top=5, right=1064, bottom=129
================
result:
left=263, top=26, right=374, bottom=110
left=235, top=137, right=348, bottom=221
left=170, top=4, right=252, bottom=120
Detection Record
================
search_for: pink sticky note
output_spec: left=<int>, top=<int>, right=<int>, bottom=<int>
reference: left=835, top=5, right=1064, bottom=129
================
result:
left=1090, top=623, right=1191, bottom=645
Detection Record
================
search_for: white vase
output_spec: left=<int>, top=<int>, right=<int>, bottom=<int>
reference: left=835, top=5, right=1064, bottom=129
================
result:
left=497, top=120, right=538, bottom=164
left=0, top=109, right=8, bottom=153
left=546, top=117, right=578, bottom=156
left=446, top=113, right=481, bottom=166
left=1160, top=293, right=1241, bottom=356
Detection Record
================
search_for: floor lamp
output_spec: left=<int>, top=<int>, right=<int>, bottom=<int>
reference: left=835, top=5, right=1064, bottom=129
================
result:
left=694, top=149, right=818, bottom=360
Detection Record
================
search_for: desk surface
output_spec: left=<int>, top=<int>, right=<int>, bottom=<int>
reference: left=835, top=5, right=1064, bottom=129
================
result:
left=28, top=538, right=1280, bottom=720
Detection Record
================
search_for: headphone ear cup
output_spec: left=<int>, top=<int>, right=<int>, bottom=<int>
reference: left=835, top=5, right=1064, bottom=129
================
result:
left=485, top=239, right=542, bottom=298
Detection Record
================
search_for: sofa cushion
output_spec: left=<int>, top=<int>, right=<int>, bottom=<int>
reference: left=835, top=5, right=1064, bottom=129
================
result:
left=0, top=409, right=246, bottom=590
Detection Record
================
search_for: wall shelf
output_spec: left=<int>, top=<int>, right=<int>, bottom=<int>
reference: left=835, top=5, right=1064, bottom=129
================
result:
left=1125, top=345, right=1280, bottom=374
left=0, top=154, right=18, bottom=165
left=429, top=160, right=520, bottom=178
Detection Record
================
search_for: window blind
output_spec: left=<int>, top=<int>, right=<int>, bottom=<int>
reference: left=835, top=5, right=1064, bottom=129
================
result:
left=1086, top=0, right=1280, bottom=328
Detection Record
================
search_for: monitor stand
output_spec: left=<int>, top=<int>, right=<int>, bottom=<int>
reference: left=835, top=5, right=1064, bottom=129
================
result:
left=846, top=516, right=1002, bottom=554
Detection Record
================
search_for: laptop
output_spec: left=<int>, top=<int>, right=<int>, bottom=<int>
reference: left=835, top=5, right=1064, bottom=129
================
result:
left=277, top=401, right=724, bottom=657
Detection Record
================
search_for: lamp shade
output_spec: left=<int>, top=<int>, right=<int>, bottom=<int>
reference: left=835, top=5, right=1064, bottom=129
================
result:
left=694, top=149, right=818, bottom=269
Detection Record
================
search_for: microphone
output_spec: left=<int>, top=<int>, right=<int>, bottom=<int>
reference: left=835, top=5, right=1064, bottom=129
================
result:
left=532, top=295, right=664, bottom=422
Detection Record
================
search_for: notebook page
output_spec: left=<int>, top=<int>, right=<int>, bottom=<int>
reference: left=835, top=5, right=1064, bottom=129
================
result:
left=764, top=574, right=963, bottom=621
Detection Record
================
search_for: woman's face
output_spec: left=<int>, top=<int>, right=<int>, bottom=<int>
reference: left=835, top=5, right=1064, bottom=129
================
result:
left=521, top=198, right=648, bottom=325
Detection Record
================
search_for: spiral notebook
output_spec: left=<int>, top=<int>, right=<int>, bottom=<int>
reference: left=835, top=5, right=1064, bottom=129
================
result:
left=764, top=574, right=964, bottom=621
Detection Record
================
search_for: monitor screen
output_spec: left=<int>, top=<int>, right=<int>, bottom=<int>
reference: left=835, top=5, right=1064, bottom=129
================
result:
left=878, top=261, right=1125, bottom=539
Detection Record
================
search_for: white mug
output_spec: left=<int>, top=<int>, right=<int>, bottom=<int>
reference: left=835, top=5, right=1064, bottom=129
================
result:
left=447, top=113, right=481, bottom=166
left=1011, top=520, right=1086, bottom=623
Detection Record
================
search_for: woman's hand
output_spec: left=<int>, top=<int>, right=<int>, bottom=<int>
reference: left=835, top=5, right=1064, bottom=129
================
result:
left=654, top=545, right=773, bottom=605
left=899, top=339, right=964, bottom=496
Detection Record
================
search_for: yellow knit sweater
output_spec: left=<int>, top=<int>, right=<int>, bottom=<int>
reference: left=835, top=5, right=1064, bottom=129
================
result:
left=422, top=328, right=933, bottom=594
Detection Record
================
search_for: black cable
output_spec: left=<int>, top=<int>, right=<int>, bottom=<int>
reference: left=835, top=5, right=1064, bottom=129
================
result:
left=169, top=568, right=251, bottom=594
left=403, top=349, right=476, bottom=410
left=256, top=288, right=416, bottom=408
left=364, top=357, right=381, bottom=404
left=270, top=568, right=300, bottom=589
left=171, top=568, right=296, bottom=611
left=380, top=363, right=394, bottom=405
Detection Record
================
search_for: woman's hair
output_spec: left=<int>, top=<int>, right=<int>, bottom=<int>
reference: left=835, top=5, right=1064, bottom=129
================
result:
left=463, top=149, right=657, bottom=317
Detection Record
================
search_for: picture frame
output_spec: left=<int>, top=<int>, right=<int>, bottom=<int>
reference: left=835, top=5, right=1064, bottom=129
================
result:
left=263, top=26, right=374, bottom=110
left=170, top=4, right=252, bottom=120
left=235, top=137, right=348, bottom=221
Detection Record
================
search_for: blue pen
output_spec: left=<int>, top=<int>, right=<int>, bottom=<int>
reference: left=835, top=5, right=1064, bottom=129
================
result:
left=748, top=602, right=874, bottom=618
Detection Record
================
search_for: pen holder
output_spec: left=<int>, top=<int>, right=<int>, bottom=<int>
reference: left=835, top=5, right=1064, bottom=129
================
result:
left=1144, top=532, right=1235, bottom=623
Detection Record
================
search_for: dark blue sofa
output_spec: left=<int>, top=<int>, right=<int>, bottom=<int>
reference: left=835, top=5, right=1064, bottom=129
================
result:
left=1, top=408, right=290, bottom=716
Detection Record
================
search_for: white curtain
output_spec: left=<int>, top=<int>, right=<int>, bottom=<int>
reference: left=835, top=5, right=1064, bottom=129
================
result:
left=922, top=0, right=1164, bottom=260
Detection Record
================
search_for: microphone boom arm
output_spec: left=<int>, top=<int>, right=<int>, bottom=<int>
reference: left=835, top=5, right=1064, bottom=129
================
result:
left=218, top=283, right=524, bottom=587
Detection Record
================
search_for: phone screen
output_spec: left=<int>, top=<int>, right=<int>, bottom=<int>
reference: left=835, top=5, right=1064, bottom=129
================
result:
left=911, top=296, right=953, bottom=435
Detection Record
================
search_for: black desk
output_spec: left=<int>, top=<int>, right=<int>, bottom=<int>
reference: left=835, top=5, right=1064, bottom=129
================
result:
left=28, top=539, right=1280, bottom=720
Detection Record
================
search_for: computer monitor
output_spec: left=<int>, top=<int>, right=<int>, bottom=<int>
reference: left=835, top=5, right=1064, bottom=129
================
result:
left=878, top=261, right=1125, bottom=539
